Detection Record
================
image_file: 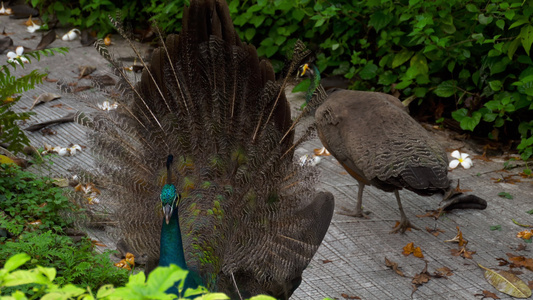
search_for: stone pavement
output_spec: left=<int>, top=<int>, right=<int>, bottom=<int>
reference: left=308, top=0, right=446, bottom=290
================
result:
left=2, top=13, right=533, bottom=300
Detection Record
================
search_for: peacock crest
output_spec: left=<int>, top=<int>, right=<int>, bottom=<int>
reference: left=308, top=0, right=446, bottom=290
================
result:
left=71, top=0, right=334, bottom=298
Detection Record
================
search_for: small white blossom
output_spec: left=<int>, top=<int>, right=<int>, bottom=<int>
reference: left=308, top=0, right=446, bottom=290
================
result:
left=7, top=46, right=29, bottom=64
left=69, top=144, right=82, bottom=155
left=62, top=29, right=81, bottom=41
left=299, top=154, right=321, bottom=167
left=449, top=150, right=473, bottom=169
left=97, top=100, right=118, bottom=111
left=0, top=2, right=12, bottom=15
left=26, top=20, right=40, bottom=33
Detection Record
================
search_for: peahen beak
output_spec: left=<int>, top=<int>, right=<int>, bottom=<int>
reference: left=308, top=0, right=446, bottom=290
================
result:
left=163, top=204, right=173, bottom=225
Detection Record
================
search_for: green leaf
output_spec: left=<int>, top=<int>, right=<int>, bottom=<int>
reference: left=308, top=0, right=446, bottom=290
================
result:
left=478, top=14, right=493, bottom=25
left=520, top=25, right=533, bottom=56
left=496, top=19, right=505, bottom=30
left=489, top=80, right=503, bottom=91
left=483, top=113, right=497, bottom=122
left=395, top=80, right=412, bottom=90
left=451, top=108, right=468, bottom=122
left=508, top=37, right=521, bottom=59
left=3, top=253, right=30, bottom=272
left=369, top=10, right=393, bottom=32
left=460, top=111, right=482, bottom=131
left=434, top=80, right=456, bottom=97
left=392, top=50, right=414, bottom=68
left=466, top=4, right=479, bottom=12
left=359, top=63, right=378, bottom=80
left=526, top=209, right=533, bottom=214
left=244, top=28, right=255, bottom=41
left=505, top=9, right=515, bottom=21
left=498, top=192, right=513, bottom=199
left=292, top=79, right=310, bottom=93
left=490, top=225, right=502, bottom=231
left=292, top=9, right=305, bottom=22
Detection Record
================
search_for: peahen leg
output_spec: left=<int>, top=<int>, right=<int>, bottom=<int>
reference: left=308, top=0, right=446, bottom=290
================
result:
left=339, top=182, right=370, bottom=218
left=390, top=190, right=420, bottom=234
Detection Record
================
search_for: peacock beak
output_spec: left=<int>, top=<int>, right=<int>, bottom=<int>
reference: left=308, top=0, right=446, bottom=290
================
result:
left=163, top=204, right=173, bottom=225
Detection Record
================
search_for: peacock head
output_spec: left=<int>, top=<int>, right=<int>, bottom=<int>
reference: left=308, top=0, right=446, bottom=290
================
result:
left=160, top=184, right=179, bottom=224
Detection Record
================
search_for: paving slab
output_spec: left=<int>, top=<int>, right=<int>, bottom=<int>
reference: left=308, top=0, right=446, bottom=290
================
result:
left=2, top=14, right=533, bottom=300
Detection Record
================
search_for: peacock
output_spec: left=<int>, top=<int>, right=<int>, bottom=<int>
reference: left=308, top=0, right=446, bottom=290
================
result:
left=72, top=0, right=335, bottom=298
left=297, top=63, right=486, bottom=234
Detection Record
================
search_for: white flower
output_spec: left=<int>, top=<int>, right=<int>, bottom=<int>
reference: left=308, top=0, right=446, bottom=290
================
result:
left=97, top=100, right=118, bottom=111
left=0, top=2, right=12, bottom=15
left=449, top=150, right=473, bottom=169
left=27, top=20, right=40, bottom=33
left=62, top=29, right=81, bottom=41
left=69, top=144, right=82, bottom=155
left=57, top=148, right=68, bottom=156
left=299, top=154, right=321, bottom=167
left=7, top=46, right=29, bottom=64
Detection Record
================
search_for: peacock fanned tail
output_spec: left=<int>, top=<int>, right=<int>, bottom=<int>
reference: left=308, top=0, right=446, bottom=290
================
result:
left=74, top=0, right=333, bottom=298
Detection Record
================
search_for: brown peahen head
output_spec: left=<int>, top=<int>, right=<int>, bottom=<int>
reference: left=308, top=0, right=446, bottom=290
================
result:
left=73, top=0, right=334, bottom=298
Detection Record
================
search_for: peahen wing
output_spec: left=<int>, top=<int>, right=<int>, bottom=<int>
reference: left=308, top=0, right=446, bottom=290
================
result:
left=75, top=0, right=333, bottom=297
left=316, top=89, right=449, bottom=193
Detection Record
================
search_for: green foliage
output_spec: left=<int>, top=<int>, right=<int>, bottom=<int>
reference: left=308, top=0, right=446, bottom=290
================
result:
left=0, top=254, right=271, bottom=299
left=0, top=232, right=129, bottom=296
left=0, top=47, right=68, bottom=154
left=0, top=163, right=74, bottom=236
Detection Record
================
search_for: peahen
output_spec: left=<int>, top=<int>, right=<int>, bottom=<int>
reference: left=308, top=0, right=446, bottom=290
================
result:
left=73, top=0, right=334, bottom=298
left=298, top=63, right=486, bottom=234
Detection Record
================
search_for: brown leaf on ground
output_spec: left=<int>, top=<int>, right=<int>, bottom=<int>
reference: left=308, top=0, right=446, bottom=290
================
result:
left=403, top=242, right=414, bottom=256
left=411, top=261, right=432, bottom=297
left=496, top=258, right=509, bottom=266
left=416, top=210, right=443, bottom=219
left=515, top=244, right=527, bottom=251
left=340, top=293, right=361, bottom=299
left=507, top=253, right=533, bottom=271
left=434, top=266, right=453, bottom=277
left=114, top=252, right=134, bottom=270
left=451, top=247, right=476, bottom=259
left=385, top=257, right=405, bottom=277
left=426, top=226, right=445, bottom=237
left=322, top=259, right=332, bottom=264
left=413, top=246, right=424, bottom=258
left=44, top=77, right=58, bottom=82
left=474, top=290, right=500, bottom=299
left=445, top=226, right=467, bottom=247
left=528, top=281, right=533, bottom=289
left=516, top=230, right=533, bottom=240
left=491, top=174, right=521, bottom=184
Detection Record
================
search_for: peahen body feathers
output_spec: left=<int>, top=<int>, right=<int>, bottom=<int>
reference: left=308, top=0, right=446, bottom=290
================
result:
left=298, top=64, right=486, bottom=234
left=74, top=0, right=334, bottom=298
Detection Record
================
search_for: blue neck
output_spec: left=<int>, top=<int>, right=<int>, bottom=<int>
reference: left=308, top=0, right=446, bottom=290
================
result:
left=159, top=208, right=188, bottom=269
left=305, top=65, right=321, bottom=105
left=159, top=207, right=201, bottom=295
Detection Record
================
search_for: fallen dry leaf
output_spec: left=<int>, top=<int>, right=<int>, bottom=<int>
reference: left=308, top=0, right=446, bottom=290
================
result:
left=44, top=77, right=58, bottom=82
left=29, top=92, right=61, bottom=110
left=73, top=86, right=92, bottom=93
left=385, top=257, right=405, bottom=277
left=322, top=259, right=332, bottom=264
left=114, top=252, right=135, bottom=271
left=394, top=221, right=413, bottom=232
left=517, top=230, right=533, bottom=240
left=474, top=290, right=500, bottom=299
left=479, top=263, right=531, bottom=298
left=78, top=65, right=96, bottom=78
left=411, top=261, right=431, bottom=297
left=528, top=281, right=533, bottom=290
left=515, top=244, right=527, bottom=251
left=426, top=226, right=445, bottom=237
left=445, top=226, right=467, bottom=247
left=450, top=247, right=476, bottom=259
left=507, top=253, right=533, bottom=271
left=491, top=174, right=521, bottom=184
left=402, top=242, right=424, bottom=258
left=496, top=258, right=509, bottom=266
